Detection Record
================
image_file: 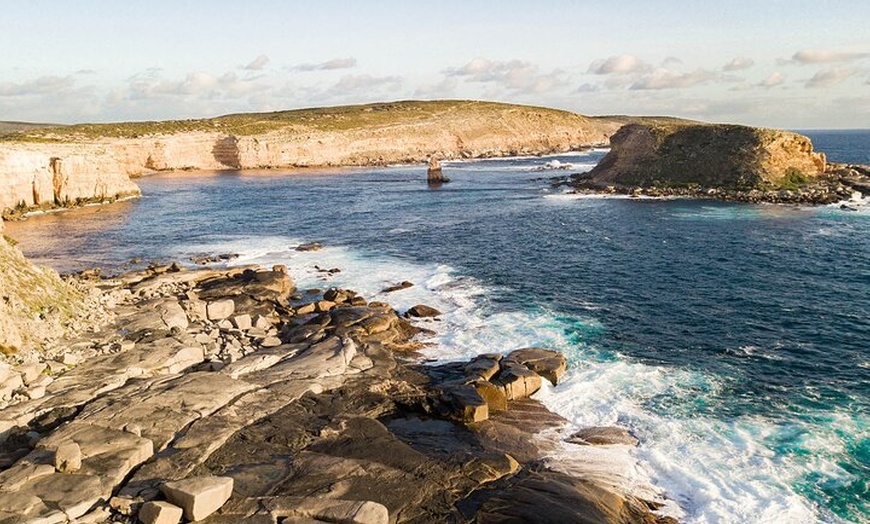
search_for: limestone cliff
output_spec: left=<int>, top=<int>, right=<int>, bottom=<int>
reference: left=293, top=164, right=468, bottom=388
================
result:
left=1, top=101, right=623, bottom=215
left=579, top=123, right=827, bottom=190
left=0, top=143, right=140, bottom=216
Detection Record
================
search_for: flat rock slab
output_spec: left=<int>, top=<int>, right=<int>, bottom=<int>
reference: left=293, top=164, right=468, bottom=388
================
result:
left=76, top=372, right=257, bottom=451
left=162, top=475, right=233, bottom=521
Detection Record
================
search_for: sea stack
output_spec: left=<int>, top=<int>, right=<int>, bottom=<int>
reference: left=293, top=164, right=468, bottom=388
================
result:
left=427, top=156, right=449, bottom=185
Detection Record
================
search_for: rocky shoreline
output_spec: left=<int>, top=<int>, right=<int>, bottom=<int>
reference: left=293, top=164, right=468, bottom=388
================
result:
left=0, top=101, right=622, bottom=218
left=0, top=250, right=674, bottom=523
left=563, top=163, right=870, bottom=206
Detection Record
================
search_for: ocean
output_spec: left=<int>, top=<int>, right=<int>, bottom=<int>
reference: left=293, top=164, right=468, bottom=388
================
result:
left=6, top=130, right=869, bottom=523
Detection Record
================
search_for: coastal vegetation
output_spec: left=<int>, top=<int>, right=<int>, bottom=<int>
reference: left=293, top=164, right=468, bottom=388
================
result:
left=1, top=100, right=606, bottom=142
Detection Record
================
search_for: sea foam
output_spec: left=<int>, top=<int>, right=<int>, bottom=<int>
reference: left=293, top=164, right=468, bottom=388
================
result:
left=180, top=235, right=858, bottom=524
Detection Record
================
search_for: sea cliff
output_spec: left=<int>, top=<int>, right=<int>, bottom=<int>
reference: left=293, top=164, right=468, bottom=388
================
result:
left=1, top=101, right=622, bottom=216
left=565, top=123, right=864, bottom=204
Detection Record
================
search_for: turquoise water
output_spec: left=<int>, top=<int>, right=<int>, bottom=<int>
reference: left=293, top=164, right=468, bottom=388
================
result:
left=8, top=134, right=869, bottom=523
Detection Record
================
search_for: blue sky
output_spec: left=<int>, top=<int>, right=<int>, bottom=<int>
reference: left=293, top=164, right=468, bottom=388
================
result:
left=1, top=1, right=868, bottom=128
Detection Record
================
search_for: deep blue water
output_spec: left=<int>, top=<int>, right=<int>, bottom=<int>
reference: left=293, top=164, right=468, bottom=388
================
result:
left=801, top=130, right=870, bottom=165
left=7, top=133, right=869, bottom=523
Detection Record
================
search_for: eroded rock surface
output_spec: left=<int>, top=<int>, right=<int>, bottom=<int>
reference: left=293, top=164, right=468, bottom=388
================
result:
left=0, top=263, right=671, bottom=524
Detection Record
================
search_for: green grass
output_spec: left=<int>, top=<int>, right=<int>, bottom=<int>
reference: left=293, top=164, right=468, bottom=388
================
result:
left=1, top=100, right=589, bottom=143
left=777, top=167, right=811, bottom=190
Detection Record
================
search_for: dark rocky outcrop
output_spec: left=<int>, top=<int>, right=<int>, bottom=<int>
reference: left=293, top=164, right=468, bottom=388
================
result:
left=576, top=123, right=826, bottom=191
left=567, top=123, right=862, bottom=204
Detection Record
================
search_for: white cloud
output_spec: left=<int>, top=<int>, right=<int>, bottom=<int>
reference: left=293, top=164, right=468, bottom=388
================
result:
left=806, top=67, right=856, bottom=88
left=791, top=50, right=869, bottom=64
left=587, top=54, right=650, bottom=75
left=243, top=54, right=270, bottom=71
left=295, top=58, right=357, bottom=72
left=0, top=75, right=76, bottom=96
left=445, top=58, right=567, bottom=94
left=630, top=68, right=718, bottom=90
left=575, top=83, right=599, bottom=93
left=723, top=57, right=754, bottom=71
left=759, top=72, right=786, bottom=88
left=328, top=74, right=401, bottom=95
left=123, top=70, right=270, bottom=102
left=414, top=77, right=458, bottom=98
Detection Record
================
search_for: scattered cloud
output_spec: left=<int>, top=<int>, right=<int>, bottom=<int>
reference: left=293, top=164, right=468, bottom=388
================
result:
left=295, top=58, right=357, bottom=72
left=123, top=70, right=271, bottom=101
left=790, top=50, right=869, bottom=65
left=445, top=58, right=568, bottom=94
left=630, top=69, right=718, bottom=90
left=414, top=77, right=458, bottom=98
left=661, top=56, right=683, bottom=67
left=806, top=67, right=856, bottom=88
left=575, top=83, right=599, bottom=93
left=243, top=54, right=270, bottom=71
left=759, top=72, right=786, bottom=88
left=0, top=75, right=76, bottom=96
left=327, top=74, right=402, bottom=96
left=723, top=57, right=754, bottom=71
left=587, top=54, right=650, bottom=75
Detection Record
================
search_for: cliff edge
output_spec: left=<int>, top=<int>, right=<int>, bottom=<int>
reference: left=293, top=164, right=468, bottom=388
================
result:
left=1, top=100, right=623, bottom=216
left=576, top=123, right=827, bottom=191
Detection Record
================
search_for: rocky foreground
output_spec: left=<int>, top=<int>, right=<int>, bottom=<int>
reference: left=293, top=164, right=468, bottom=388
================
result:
left=0, top=240, right=673, bottom=523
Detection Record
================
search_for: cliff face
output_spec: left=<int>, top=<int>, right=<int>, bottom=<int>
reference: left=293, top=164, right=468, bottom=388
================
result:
left=1, top=101, right=622, bottom=215
left=0, top=143, right=140, bottom=214
left=581, top=123, right=827, bottom=190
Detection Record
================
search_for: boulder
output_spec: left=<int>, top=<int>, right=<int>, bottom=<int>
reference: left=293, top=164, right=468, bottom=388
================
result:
left=138, top=500, right=183, bottom=524
left=493, top=361, right=543, bottom=401
left=505, top=348, right=568, bottom=386
left=447, top=384, right=489, bottom=423
left=406, top=304, right=442, bottom=318
left=567, top=426, right=639, bottom=447
left=206, top=299, right=235, bottom=321
left=161, top=475, right=233, bottom=521
left=469, top=378, right=507, bottom=412
left=54, top=441, right=82, bottom=473
left=231, top=314, right=252, bottom=331
left=464, top=353, right=502, bottom=381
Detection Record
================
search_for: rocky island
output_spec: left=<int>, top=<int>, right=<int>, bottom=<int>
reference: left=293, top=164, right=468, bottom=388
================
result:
left=0, top=227, right=674, bottom=524
left=567, top=123, right=869, bottom=204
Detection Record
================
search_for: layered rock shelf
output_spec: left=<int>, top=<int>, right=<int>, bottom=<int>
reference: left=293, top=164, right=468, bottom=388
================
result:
left=0, top=243, right=673, bottom=523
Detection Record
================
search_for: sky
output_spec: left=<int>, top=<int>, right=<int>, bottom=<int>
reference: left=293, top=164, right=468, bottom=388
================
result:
left=1, top=1, right=868, bottom=129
